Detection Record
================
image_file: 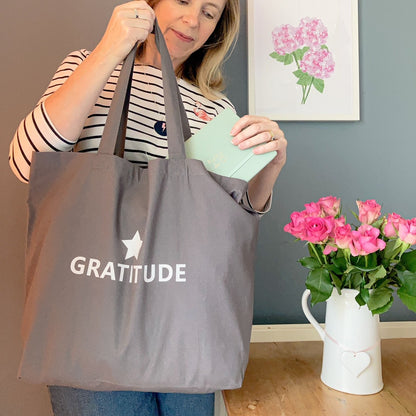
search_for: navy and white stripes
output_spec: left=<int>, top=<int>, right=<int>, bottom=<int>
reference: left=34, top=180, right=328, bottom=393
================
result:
left=9, top=49, right=270, bottom=214
left=9, top=49, right=234, bottom=183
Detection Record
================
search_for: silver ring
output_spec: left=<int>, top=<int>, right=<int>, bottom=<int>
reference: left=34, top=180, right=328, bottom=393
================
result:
left=134, top=9, right=139, bottom=19
left=269, top=131, right=276, bottom=141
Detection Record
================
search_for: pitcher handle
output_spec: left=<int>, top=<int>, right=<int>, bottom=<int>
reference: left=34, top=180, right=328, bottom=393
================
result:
left=301, top=289, right=326, bottom=341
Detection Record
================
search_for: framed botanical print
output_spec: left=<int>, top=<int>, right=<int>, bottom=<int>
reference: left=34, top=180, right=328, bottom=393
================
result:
left=247, top=0, right=360, bottom=120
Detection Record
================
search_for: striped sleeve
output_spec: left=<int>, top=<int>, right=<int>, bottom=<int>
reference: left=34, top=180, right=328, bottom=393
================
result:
left=8, top=50, right=88, bottom=183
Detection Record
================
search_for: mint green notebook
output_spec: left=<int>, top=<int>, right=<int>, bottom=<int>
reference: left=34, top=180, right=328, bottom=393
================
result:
left=185, top=109, right=277, bottom=182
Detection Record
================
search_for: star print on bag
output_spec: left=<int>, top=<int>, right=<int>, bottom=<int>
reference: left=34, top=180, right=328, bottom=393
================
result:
left=122, top=231, right=143, bottom=260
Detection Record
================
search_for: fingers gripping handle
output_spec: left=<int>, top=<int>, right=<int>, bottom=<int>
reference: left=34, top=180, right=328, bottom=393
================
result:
left=99, top=18, right=191, bottom=158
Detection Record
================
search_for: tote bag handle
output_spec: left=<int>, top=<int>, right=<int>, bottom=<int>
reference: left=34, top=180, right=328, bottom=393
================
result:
left=98, top=18, right=191, bottom=160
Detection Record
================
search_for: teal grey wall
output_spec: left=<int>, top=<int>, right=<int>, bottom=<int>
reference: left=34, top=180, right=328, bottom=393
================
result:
left=223, top=0, right=416, bottom=323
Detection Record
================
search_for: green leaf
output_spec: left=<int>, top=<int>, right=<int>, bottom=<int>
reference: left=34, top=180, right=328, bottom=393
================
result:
left=366, top=253, right=378, bottom=268
left=324, top=263, right=342, bottom=274
left=327, top=257, right=348, bottom=277
left=308, top=243, right=325, bottom=263
left=299, top=256, right=321, bottom=269
left=305, top=268, right=333, bottom=306
left=293, top=47, right=309, bottom=61
left=355, top=292, right=366, bottom=306
left=293, top=69, right=304, bottom=78
left=321, top=45, right=329, bottom=50
left=360, top=287, right=370, bottom=303
left=350, top=253, right=378, bottom=271
left=284, top=53, right=294, bottom=65
left=313, top=78, right=324, bottom=93
left=365, top=266, right=387, bottom=289
left=371, top=218, right=384, bottom=229
left=382, top=257, right=393, bottom=269
left=371, top=297, right=394, bottom=315
left=350, top=272, right=364, bottom=289
left=344, top=265, right=355, bottom=274
left=397, top=270, right=416, bottom=312
left=293, top=49, right=303, bottom=61
left=384, top=238, right=404, bottom=260
left=374, top=277, right=390, bottom=289
left=329, top=271, right=343, bottom=288
left=297, top=72, right=313, bottom=86
left=367, top=287, right=393, bottom=312
left=397, top=269, right=416, bottom=283
left=400, top=249, right=416, bottom=272
left=333, top=256, right=347, bottom=271
left=269, top=52, right=286, bottom=62
left=348, top=264, right=378, bottom=273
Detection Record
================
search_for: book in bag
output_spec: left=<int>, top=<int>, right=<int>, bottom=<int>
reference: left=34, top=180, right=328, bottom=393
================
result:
left=185, top=108, right=277, bottom=182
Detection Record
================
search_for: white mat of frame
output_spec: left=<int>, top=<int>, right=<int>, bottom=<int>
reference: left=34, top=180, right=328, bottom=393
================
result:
left=250, top=322, right=416, bottom=343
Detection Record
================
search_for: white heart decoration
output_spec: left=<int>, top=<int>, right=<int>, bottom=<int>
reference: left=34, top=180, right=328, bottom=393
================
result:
left=341, top=351, right=371, bottom=378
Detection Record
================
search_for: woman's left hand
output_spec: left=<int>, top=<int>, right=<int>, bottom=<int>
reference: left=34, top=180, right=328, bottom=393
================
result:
left=230, top=115, right=287, bottom=171
left=230, top=115, right=287, bottom=211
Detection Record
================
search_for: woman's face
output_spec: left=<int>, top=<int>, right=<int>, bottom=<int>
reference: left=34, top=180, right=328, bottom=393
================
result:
left=154, top=0, right=226, bottom=68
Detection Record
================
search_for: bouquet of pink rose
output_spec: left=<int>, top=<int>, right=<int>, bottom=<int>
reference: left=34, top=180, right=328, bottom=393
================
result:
left=284, top=196, right=416, bottom=314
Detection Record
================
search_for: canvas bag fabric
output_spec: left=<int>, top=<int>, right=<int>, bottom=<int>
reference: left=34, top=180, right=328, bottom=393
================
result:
left=18, top=21, right=260, bottom=393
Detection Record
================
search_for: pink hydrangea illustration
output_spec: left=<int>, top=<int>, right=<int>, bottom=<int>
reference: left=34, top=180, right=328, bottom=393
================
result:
left=300, top=49, right=335, bottom=79
left=272, top=24, right=299, bottom=55
left=295, top=17, right=328, bottom=49
left=269, top=16, right=335, bottom=104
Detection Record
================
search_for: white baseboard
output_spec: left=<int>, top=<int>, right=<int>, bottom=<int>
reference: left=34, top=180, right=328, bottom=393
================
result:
left=250, top=321, right=416, bottom=343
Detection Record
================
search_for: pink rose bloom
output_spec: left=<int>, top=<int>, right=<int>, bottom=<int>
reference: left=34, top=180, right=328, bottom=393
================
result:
left=398, top=218, right=416, bottom=245
left=334, top=223, right=352, bottom=249
left=272, top=24, right=300, bottom=55
left=334, top=216, right=346, bottom=227
left=284, top=211, right=307, bottom=240
left=356, top=199, right=382, bottom=224
left=300, top=49, right=335, bottom=79
left=295, top=17, right=328, bottom=49
left=323, top=244, right=337, bottom=255
left=303, top=216, right=335, bottom=243
left=304, top=201, right=323, bottom=217
left=383, top=213, right=404, bottom=237
left=349, top=224, right=386, bottom=256
left=318, top=196, right=341, bottom=217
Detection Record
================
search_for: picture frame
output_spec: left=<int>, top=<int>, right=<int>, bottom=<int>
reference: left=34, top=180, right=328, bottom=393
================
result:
left=247, top=0, right=360, bottom=121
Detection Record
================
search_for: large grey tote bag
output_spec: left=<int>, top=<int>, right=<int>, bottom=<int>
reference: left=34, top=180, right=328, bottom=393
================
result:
left=18, top=21, right=259, bottom=393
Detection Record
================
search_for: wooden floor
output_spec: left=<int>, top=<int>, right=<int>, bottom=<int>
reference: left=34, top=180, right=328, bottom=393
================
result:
left=223, top=338, right=416, bottom=416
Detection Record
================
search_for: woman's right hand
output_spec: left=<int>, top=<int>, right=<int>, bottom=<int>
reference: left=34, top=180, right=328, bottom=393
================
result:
left=39, top=2, right=155, bottom=145
left=95, top=1, right=155, bottom=66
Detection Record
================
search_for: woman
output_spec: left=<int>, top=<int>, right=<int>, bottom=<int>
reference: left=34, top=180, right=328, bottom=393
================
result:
left=9, top=0, right=287, bottom=414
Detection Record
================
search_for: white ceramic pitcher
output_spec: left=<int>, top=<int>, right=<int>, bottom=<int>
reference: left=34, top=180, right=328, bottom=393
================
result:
left=302, top=288, right=383, bottom=395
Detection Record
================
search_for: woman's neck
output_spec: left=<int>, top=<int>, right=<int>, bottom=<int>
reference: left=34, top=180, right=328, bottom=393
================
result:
left=136, top=36, right=183, bottom=71
left=136, top=38, right=160, bottom=67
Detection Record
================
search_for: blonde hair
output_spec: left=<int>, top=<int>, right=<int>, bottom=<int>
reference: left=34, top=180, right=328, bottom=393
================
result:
left=144, top=0, right=240, bottom=100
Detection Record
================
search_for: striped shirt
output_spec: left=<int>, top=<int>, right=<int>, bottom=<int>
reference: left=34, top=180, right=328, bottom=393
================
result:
left=9, top=49, right=270, bottom=213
